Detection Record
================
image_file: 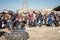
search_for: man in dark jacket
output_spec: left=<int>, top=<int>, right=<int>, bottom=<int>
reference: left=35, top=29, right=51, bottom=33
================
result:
left=39, top=11, right=43, bottom=27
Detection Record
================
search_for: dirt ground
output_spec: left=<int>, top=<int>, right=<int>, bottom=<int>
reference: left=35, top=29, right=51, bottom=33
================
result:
left=26, top=25, right=60, bottom=40
left=0, top=25, right=60, bottom=40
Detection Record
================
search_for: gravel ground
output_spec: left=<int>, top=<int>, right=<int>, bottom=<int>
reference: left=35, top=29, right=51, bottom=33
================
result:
left=0, top=25, right=60, bottom=40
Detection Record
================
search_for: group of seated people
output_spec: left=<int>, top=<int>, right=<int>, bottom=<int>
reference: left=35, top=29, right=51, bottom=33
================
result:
left=0, top=11, right=26, bottom=31
left=0, top=10, right=60, bottom=30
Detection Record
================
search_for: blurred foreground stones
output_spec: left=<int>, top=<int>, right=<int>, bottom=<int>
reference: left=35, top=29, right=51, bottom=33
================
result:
left=0, top=30, right=29, bottom=40
left=4, top=31, right=29, bottom=40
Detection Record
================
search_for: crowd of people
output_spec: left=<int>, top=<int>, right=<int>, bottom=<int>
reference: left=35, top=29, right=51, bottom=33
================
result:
left=0, top=11, right=26, bottom=31
left=28, top=11, right=60, bottom=27
left=0, top=10, right=60, bottom=30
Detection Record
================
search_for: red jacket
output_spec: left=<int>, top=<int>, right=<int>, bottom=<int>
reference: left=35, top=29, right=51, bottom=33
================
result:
left=29, top=14, right=33, bottom=20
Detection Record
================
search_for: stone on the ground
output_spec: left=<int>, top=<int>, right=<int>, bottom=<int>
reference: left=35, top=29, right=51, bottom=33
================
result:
left=4, top=31, right=29, bottom=40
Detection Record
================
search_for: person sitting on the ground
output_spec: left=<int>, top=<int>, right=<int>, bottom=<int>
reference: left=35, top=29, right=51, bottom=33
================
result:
left=6, top=13, right=13, bottom=30
left=14, top=16, right=26, bottom=32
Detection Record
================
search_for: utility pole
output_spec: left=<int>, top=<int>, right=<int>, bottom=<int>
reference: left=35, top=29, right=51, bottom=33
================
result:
left=22, top=0, right=29, bottom=16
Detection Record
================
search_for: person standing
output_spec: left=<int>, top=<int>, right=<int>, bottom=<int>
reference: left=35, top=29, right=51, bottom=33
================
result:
left=39, top=11, right=43, bottom=27
left=33, top=11, right=37, bottom=26
left=28, top=12, right=33, bottom=27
